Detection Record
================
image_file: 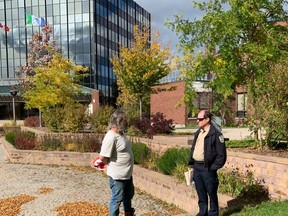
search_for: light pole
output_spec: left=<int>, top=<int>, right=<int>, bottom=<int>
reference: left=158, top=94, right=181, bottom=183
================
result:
left=10, top=89, right=18, bottom=123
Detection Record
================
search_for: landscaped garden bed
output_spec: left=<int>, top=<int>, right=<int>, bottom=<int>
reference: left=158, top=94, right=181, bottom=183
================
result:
left=1, top=126, right=288, bottom=215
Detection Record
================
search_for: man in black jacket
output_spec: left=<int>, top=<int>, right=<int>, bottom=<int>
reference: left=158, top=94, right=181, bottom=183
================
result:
left=189, top=110, right=227, bottom=216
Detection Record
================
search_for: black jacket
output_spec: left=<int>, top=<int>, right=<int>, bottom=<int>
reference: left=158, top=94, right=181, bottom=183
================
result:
left=188, top=124, right=227, bottom=171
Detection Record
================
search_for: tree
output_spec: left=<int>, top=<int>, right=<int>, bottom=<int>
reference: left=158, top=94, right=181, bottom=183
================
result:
left=111, top=25, right=171, bottom=119
left=16, top=24, right=87, bottom=126
left=16, top=24, right=60, bottom=89
left=166, top=0, right=288, bottom=140
left=252, top=61, right=288, bottom=144
left=22, top=49, right=87, bottom=111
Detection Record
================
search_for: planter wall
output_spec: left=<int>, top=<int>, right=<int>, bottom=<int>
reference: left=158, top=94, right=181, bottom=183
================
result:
left=136, top=136, right=288, bottom=199
left=226, top=151, right=288, bottom=199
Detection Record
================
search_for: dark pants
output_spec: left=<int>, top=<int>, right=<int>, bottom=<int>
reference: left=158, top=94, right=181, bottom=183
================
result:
left=193, top=163, right=219, bottom=216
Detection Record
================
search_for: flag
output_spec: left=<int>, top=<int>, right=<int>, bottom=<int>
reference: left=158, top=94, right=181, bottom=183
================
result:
left=0, top=23, right=9, bottom=32
left=4, top=25, right=9, bottom=32
left=26, top=14, right=46, bottom=27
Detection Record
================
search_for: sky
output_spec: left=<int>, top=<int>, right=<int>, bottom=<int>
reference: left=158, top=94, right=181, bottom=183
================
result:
left=133, top=0, right=204, bottom=55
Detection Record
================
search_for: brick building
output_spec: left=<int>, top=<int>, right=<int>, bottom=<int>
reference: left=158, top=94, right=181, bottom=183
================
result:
left=150, top=81, right=247, bottom=126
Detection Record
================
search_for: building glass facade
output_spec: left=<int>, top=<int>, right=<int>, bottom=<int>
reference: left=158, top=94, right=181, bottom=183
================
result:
left=0, top=0, right=150, bottom=118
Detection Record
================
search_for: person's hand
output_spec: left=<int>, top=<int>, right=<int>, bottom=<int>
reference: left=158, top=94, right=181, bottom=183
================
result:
left=93, top=158, right=106, bottom=171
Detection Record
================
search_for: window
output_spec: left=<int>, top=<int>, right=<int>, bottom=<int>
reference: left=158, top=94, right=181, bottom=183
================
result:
left=236, top=93, right=247, bottom=117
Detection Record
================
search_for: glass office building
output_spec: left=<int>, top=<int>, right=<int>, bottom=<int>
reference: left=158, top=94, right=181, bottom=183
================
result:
left=0, top=0, right=150, bottom=119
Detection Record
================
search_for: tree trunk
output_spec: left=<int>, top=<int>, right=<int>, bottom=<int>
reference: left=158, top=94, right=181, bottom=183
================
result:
left=39, top=110, right=43, bottom=127
left=139, top=98, right=142, bottom=121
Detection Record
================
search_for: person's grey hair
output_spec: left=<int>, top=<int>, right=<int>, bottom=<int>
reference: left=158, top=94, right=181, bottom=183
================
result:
left=108, top=110, right=127, bottom=130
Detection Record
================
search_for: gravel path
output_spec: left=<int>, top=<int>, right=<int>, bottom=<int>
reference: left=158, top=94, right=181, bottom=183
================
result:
left=0, top=144, right=173, bottom=216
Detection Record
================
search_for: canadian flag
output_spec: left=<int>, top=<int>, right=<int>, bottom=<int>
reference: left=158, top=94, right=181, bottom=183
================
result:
left=0, top=23, right=9, bottom=32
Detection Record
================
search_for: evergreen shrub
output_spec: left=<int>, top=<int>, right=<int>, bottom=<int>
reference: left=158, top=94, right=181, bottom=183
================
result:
left=5, top=131, right=17, bottom=145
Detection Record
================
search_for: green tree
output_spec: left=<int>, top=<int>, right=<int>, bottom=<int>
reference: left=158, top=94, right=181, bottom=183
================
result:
left=111, top=25, right=171, bottom=119
left=253, top=61, right=288, bottom=144
left=166, top=0, right=288, bottom=140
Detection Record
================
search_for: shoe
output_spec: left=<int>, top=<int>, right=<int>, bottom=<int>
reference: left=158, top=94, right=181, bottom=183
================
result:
left=124, top=208, right=135, bottom=216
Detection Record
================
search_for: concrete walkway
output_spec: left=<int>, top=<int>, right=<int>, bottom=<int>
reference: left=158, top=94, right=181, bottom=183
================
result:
left=175, top=127, right=252, bottom=140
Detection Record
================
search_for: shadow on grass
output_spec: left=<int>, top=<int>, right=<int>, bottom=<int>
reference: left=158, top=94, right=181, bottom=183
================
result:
left=220, top=184, right=270, bottom=216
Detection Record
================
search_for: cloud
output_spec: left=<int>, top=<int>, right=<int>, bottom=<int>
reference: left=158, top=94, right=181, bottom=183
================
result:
left=134, top=0, right=205, bottom=54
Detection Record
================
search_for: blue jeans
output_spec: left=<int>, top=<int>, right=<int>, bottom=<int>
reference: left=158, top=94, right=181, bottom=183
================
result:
left=109, top=176, right=135, bottom=216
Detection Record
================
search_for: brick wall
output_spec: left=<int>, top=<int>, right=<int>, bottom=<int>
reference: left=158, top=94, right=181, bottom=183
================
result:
left=150, top=81, right=250, bottom=126
left=151, top=81, right=187, bottom=125
left=226, top=151, right=288, bottom=199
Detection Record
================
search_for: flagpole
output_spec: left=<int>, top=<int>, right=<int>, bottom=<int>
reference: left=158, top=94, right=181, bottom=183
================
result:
left=45, top=0, right=47, bottom=23
left=24, top=0, right=28, bottom=63
left=3, top=0, right=9, bottom=77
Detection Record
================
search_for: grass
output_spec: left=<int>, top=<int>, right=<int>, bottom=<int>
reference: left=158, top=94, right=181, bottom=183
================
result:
left=229, top=200, right=288, bottom=216
left=226, top=139, right=257, bottom=148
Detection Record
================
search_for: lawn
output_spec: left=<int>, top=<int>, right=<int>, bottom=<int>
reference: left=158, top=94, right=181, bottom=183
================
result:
left=230, top=200, right=288, bottom=216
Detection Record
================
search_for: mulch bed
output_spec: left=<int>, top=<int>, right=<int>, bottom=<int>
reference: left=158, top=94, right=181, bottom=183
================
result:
left=229, top=147, right=288, bottom=159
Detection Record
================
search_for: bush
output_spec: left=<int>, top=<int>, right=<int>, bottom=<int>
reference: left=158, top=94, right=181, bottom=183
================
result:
left=37, top=133, right=103, bottom=152
left=131, top=115, right=151, bottom=137
left=62, top=134, right=103, bottom=153
left=172, top=163, right=189, bottom=183
left=89, top=105, right=114, bottom=133
left=218, top=168, right=269, bottom=200
left=132, top=112, right=174, bottom=138
left=155, top=148, right=190, bottom=175
left=61, top=103, right=88, bottom=132
left=3, top=124, right=21, bottom=133
left=5, top=131, right=17, bottom=145
left=43, top=103, right=88, bottom=132
left=24, top=116, right=40, bottom=127
left=37, top=135, right=64, bottom=151
left=42, top=107, right=65, bottom=132
left=132, top=142, right=150, bottom=164
left=13, top=131, right=37, bottom=150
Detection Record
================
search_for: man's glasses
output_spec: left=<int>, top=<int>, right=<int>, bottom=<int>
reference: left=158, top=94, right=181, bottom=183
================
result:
left=197, top=118, right=206, bottom=121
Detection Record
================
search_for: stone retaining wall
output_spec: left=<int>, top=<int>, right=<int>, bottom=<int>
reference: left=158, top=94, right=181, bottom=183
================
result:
left=226, top=151, right=288, bottom=199
left=136, top=136, right=288, bottom=199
